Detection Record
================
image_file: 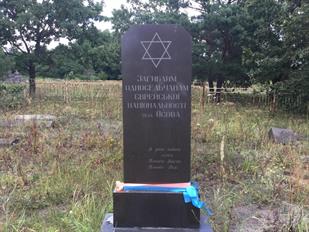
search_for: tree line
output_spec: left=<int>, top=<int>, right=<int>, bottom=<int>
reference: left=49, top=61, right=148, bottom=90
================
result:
left=0, top=0, right=308, bottom=103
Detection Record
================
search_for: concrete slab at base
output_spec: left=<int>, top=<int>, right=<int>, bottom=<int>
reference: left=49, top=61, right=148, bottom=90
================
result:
left=101, top=213, right=213, bottom=232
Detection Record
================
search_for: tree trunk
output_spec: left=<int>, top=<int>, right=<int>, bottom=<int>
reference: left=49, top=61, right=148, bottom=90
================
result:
left=201, top=81, right=206, bottom=109
left=216, top=78, right=224, bottom=103
left=29, top=62, right=36, bottom=97
left=208, top=77, right=214, bottom=93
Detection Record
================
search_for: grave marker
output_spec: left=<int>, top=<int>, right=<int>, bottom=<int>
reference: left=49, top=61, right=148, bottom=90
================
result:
left=103, top=25, right=212, bottom=231
left=122, top=24, right=192, bottom=183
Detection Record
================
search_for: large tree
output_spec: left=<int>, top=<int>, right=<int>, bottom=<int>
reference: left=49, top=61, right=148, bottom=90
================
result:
left=244, top=0, right=308, bottom=84
left=39, top=28, right=121, bottom=80
left=0, top=0, right=103, bottom=96
left=191, top=0, right=252, bottom=101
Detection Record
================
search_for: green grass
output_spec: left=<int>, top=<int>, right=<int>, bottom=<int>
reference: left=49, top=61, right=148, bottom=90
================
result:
left=0, top=81, right=308, bottom=231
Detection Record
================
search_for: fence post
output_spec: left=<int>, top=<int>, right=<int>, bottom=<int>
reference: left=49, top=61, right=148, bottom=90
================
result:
left=200, top=82, right=206, bottom=110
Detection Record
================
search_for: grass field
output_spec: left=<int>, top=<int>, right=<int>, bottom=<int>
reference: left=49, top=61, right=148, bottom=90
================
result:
left=0, top=81, right=308, bottom=231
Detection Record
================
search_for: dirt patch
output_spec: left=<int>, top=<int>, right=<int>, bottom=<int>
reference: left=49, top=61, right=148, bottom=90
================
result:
left=229, top=203, right=306, bottom=232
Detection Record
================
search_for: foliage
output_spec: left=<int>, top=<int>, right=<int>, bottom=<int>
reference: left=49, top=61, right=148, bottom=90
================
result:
left=244, top=0, right=309, bottom=85
left=272, top=74, right=309, bottom=113
left=108, top=0, right=308, bottom=105
left=0, top=0, right=103, bottom=95
left=192, top=1, right=250, bottom=86
left=0, top=83, right=26, bottom=109
left=0, top=50, right=14, bottom=79
left=37, top=29, right=121, bottom=80
left=111, top=0, right=191, bottom=35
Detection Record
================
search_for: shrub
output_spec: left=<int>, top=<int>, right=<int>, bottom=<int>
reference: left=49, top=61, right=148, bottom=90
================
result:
left=96, top=72, right=108, bottom=80
left=272, top=77, right=309, bottom=114
left=0, top=83, right=26, bottom=109
left=64, top=72, right=109, bottom=81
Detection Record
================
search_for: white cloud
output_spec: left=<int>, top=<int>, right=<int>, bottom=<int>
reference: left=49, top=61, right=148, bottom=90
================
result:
left=95, top=0, right=127, bottom=31
left=103, top=0, right=127, bottom=17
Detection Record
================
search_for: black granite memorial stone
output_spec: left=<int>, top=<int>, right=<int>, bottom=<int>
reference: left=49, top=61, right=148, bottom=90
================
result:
left=114, top=191, right=200, bottom=228
left=107, top=25, right=213, bottom=230
left=122, top=24, right=192, bottom=183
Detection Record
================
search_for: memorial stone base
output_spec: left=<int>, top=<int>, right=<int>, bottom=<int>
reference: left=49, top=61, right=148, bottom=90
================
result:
left=103, top=24, right=213, bottom=232
left=113, top=191, right=199, bottom=228
left=101, top=213, right=213, bottom=232
left=101, top=191, right=213, bottom=232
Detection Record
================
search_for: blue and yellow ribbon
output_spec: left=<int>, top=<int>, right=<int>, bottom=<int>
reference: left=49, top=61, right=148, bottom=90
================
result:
left=122, top=182, right=213, bottom=216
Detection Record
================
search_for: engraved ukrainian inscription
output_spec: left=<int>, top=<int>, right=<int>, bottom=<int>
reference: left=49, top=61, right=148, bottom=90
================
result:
left=124, top=75, right=189, bottom=119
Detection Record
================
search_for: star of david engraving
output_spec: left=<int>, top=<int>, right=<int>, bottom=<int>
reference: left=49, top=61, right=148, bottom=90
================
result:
left=141, top=33, right=172, bottom=68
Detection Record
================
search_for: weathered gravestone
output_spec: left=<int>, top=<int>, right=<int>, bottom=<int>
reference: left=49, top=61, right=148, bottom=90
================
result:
left=0, top=115, right=57, bottom=128
left=0, top=138, right=20, bottom=147
left=268, top=127, right=299, bottom=144
left=2, top=71, right=27, bottom=84
left=102, top=25, right=212, bottom=231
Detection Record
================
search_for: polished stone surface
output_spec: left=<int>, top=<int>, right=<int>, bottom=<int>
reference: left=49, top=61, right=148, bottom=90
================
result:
left=122, top=25, right=192, bottom=183
left=113, top=191, right=199, bottom=228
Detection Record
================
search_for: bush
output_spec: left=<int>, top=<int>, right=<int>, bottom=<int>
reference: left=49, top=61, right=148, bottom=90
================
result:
left=96, top=72, right=108, bottom=80
left=0, top=83, right=26, bottom=109
left=64, top=72, right=109, bottom=81
left=272, top=77, right=309, bottom=113
left=0, top=51, right=15, bottom=79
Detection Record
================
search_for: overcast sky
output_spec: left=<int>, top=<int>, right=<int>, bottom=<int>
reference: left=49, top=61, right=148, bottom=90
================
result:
left=94, top=0, right=127, bottom=31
